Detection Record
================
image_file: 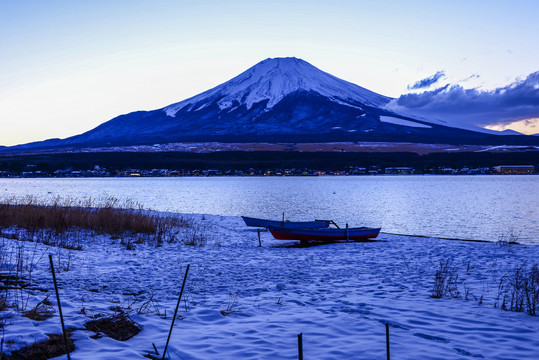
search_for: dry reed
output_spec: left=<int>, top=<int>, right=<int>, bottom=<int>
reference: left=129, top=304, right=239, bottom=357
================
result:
left=0, top=196, right=191, bottom=247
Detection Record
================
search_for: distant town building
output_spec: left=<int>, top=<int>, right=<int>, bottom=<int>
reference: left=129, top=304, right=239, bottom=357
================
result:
left=440, top=168, right=456, bottom=174
left=494, top=165, right=535, bottom=174
left=385, top=167, right=413, bottom=175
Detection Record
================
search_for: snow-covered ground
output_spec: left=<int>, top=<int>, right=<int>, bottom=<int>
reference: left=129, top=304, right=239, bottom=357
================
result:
left=47, top=141, right=539, bottom=154
left=2, top=214, right=538, bottom=359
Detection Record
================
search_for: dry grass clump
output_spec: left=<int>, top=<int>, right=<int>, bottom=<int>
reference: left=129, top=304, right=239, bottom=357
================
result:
left=220, top=292, right=242, bottom=316
left=4, top=333, right=74, bottom=360
left=431, top=259, right=461, bottom=299
left=496, top=263, right=539, bottom=316
left=0, top=241, right=45, bottom=312
left=84, top=311, right=142, bottom=341
left=22, top=296, right=54, bottom=321
left=0, top=295, right=7, bottom=312
left=496, top=230, right=521, bottom=246
left=183, top=226, right=209, bottom=246
left=430, top=257, right=539, bottom=317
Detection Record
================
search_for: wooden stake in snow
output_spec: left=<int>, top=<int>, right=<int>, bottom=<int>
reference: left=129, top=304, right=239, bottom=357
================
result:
left=162, top=264, right=190, bottom=360
left=258, top=229, right=262, bottom=247
left=49, top=255, right=71, bottom=360
left=386, top=322, right=390, bottom=360
left=298, top=333, right=303, bottom=360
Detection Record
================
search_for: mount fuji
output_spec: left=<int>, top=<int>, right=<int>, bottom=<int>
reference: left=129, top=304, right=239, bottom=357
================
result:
left=6, top=57, right=538, bottom=152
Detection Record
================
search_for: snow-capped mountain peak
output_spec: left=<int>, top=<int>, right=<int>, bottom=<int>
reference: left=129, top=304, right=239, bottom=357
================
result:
left=164, top=57, right=391, bottom=117
left=6, top=57, right=536, bottom=153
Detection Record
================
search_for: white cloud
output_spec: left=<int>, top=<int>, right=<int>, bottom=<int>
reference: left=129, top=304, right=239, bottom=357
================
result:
left=388, top=71, right=539, bottom=131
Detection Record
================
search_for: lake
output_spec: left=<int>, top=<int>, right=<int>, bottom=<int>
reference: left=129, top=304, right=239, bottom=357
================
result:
left=1, top=175, right=537, bottom=244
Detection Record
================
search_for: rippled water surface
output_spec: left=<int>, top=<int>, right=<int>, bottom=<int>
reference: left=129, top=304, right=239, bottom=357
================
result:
left=1, top=176, right=537, bottom=243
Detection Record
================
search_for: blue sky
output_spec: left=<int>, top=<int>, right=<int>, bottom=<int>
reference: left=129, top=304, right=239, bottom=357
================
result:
left=1, top=0, right=538, bottom=146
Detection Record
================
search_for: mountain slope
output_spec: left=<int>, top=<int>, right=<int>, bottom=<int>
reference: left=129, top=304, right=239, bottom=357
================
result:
left=5, top=57, right=539, bottom=151
left=164, top=57, right=390, bottom=116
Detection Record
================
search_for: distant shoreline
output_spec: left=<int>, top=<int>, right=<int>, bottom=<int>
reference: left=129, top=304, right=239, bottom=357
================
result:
left=2, top=173, right=538, bottom=179
left=0, top=148, right=537, bottom=177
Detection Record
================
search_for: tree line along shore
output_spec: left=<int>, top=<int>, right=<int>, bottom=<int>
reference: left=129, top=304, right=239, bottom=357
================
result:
left=0, top=151, right=537, bottom=177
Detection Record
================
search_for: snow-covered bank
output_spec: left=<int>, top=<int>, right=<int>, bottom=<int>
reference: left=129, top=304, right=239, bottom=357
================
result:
left=2, top=214, right=538, bottom=359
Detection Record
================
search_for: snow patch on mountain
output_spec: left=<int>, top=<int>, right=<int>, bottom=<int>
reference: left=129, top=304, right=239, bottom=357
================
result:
left=384, top=101, right=520, bottom=135
left=164, top=57, right=391, bottom=117
left=379, top=116, right=432, bottom=128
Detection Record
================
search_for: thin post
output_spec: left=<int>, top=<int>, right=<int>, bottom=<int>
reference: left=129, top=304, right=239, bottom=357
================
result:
left=257, top=229, right=262, bottom=247
left=162, top=264, right=190, bottom=360
left=298, top=333, right=303, bottom=360
left=49, top=255, right=71, bottom=360
left=385, top=322, right=390, bottom=360
left=346, top=223, right=349, bottom=241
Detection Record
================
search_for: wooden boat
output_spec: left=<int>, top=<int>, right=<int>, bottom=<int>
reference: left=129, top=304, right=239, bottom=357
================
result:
left=242, top=216, right=331, bottom=229
left=267, top=225, right=381, bottom=241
